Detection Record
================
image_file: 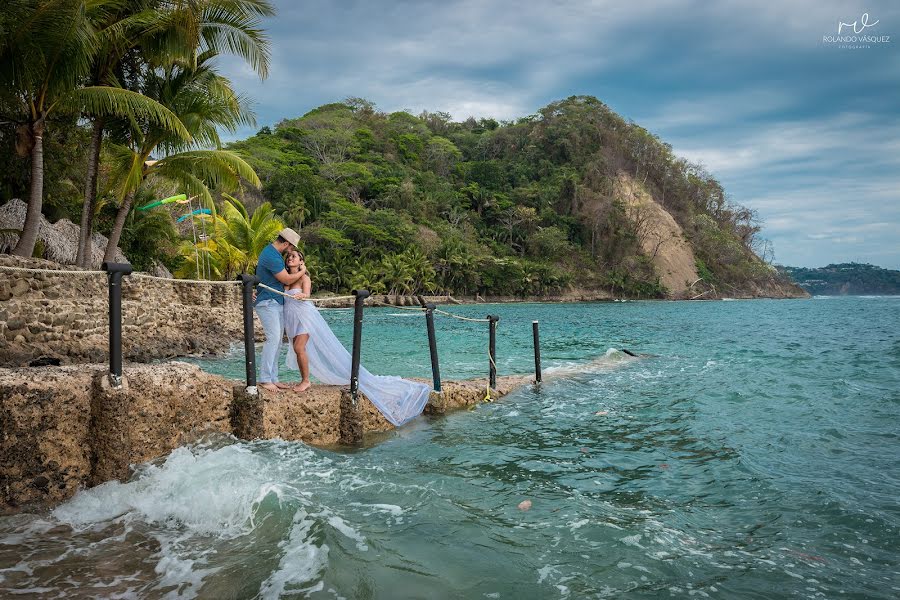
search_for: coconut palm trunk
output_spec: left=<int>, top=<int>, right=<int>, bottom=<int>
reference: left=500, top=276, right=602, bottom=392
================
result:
left=104, top=190, right=135, bottom=263
left=12, top=121, right=45, bottom=257
left=77, top=118, right=104, bottom=267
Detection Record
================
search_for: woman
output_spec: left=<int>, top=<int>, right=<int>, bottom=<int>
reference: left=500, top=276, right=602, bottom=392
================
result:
left=283, top=250, right=312, bottom=392
left=282, top=255, right=431, bottom=426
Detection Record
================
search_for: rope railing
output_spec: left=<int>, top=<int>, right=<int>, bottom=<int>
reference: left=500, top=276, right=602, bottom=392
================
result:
left=131, top=272, right=240, bottom=286
left=4, top=259, right=545, bottom=401
left=256, top=282, right=355, bottom=305
left=433, top=308, right=491, bottom=323
left=369, top=298, right=425, bottom=311
left=0, top=264, right=104, bottom=275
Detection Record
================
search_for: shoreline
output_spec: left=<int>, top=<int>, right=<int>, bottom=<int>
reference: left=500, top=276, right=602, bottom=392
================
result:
left=1, top=254, right=807, bottom=369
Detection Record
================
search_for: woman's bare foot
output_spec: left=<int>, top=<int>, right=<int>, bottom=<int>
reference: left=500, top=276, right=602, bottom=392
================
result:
left=259, top=383, right=281, bottom=393
left=274, top=382, right=292, bottom=390
left=293, top=381, right=312, bottom=393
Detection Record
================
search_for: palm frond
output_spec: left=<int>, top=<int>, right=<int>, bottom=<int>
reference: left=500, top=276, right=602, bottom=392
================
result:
left=68, top=86, right=191, bottom=140
left=156, top=149, right=261, bottom=189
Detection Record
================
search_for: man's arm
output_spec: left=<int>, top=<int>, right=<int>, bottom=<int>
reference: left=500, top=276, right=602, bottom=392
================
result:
left=273, top=264, right=306, bottom=286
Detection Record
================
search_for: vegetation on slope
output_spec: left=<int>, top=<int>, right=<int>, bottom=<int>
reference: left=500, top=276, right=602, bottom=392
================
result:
left=779, top=263, right=900, bottom=295
left=224, top=96, right=786, bottom=297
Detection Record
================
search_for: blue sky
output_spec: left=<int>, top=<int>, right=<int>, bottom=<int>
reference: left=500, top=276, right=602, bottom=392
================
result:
left=219, top=0, right=900, bottom=269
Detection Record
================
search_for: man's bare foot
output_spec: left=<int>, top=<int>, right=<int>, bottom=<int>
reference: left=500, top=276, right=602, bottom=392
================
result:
left=292, top=381, right=312, bottom=393
left=259, top=383, right=281, bottom=393
left=274, top=382, right=292, bottom=389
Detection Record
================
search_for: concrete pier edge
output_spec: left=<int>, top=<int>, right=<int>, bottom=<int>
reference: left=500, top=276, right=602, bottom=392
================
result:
left=1, top=362, right=526, bottom=510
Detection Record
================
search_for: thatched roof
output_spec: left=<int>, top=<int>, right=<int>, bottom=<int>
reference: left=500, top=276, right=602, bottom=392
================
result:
left=0, top=198, right=129, bottom=267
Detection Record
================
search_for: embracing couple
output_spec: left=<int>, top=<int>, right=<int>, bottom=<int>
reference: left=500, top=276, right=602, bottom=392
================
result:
left=254, top=227, right=313, bottom=393
left=252, top=229, right=432, bottom=426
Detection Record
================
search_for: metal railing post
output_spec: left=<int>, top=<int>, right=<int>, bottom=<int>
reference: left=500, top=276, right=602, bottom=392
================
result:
left=532, top=320, right=542, bottom=383
left=102, top=262, right=133, bottom=386
left=238, top=274, right=260, bottom=388
left=350, top=289, right=370, bottom=404
left=487, top=314, right=499, bottom=389
left=424, top=303, right=441, bottom=392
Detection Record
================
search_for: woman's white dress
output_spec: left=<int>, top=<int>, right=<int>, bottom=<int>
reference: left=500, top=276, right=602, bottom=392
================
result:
left=285, top=299, right=431, bottom=426
left=283, top=289, right=309, bottom=337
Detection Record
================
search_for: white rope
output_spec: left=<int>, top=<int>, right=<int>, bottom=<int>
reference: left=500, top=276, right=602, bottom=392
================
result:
left=433, top=308, right=490, bottom=323
left=130, top=272, right=240, bottom=285
left=0, top=265, right=104, bottom=275
left=257, top=282, right=355, bottom=304
left=369, top=298, right=425, bottom=312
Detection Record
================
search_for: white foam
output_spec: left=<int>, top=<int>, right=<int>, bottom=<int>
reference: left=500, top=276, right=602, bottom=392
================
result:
left=152, top=534, right=218, bottom=600
left=54, top=445, right=283, bottom=536
left=258, top=510, right=329, bottom=600
left=544, top=348, right=633, bottom=379
left=537, top=565, right=558, bottom=584
left=568, top=519, right=590, bottom=530
left=327, top=515, right=368, bottom=552
left=368, top=504, right=404, bottom=516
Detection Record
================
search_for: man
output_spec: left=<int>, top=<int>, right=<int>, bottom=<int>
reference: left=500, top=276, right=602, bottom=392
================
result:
left=255, top=228, right=306, bottom=392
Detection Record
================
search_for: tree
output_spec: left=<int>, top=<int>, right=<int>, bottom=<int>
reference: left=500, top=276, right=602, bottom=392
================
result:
left=0, top=0, right=188, bottom=257
left=103, top=55, right=259, bottom=261
left=381, top=253, right=414, bottom=296
left=424, top=136, right=462, bottom=176
left=214, top=195, right=283, bottom=273
left=75, top=0, right=275, bottom=266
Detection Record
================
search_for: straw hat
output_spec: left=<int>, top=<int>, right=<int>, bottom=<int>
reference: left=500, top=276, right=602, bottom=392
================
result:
left=278, top=227, right=300, bottom=247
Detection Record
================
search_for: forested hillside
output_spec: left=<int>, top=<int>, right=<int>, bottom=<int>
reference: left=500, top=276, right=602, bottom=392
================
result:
left=226, top=96, right=798, bottom=298
left=779, top=263, right=900, bottom=295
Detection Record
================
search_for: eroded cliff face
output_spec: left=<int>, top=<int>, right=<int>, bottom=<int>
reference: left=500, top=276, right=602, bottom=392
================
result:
left=611, top=173, right=807, bottom=300
left=616, top=174, right=700, bottom=297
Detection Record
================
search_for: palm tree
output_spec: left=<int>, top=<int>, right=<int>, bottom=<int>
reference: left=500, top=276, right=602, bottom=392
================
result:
left=76, top=0, right=275, bottom=266
left=381, top=254, right=415, bottom=296
left=176, top=235, right=246, bottom=280
left=398, top=247, right=435, bottom=294
left=0, top=0, right=189, bottom=258
left=213, top=194, right=283, bottom=273
left=320, top=251, right=355, bottom=292
left=102, top=54, right=259, bottom=262
left=349, top=261, right=386, bottom=294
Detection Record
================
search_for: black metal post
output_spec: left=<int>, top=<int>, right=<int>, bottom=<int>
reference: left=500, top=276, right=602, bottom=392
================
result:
left=424, top=303, right=441, bottom=392
left=350, top=289, right=371, bottom=404
left=102, top=262, right=133, bottom=385
left=238, top=274, right=260, bottom=388
left=532, top=320, right=542, bottom=383
left=487, top=314, right=499, bottom=389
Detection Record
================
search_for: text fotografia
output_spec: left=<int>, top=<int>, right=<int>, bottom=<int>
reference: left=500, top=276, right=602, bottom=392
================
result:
left=824, top=13, right=890, bottom=48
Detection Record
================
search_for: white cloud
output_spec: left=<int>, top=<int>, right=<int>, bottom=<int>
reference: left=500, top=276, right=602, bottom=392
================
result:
left=213, top=0, right=900, bottom=268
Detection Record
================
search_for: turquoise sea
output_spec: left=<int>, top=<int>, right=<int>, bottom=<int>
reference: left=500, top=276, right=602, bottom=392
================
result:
left=1, top=297, right=899, bottom=598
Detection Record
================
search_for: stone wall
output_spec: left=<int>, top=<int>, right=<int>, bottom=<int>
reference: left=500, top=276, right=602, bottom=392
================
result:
left=0, top=255, right=246, bottom=366
left=0, top=362, right=233, bottom=508
left=0, top=365, right=99, bottom=507
left=1, top=361, right=525, bottom=509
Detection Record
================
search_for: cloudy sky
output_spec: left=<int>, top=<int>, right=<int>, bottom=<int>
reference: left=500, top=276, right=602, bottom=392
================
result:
left=219, top=0, right=900, bottom=269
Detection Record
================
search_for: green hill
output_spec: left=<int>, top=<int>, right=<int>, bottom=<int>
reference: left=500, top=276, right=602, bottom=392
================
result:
left=225, top=95, right=801, bottom=299
left=778, top=263, right=900, bottom=295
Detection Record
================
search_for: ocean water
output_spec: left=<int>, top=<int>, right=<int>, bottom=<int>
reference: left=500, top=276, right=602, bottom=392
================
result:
left=1, top=297, right=899, bottom=599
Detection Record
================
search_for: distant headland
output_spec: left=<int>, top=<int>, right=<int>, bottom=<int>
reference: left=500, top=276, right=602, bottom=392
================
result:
left=778, top=263, right=900, bottom=296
